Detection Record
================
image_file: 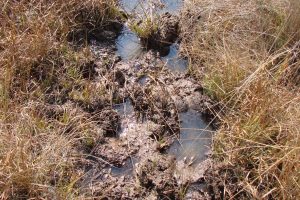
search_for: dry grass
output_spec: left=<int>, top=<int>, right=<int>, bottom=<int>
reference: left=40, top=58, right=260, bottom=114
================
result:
left=181, top=0, right=300, bottom=199
left=1, top=0, right=299, bottom=198
left=0, top=0, right=117, bottom=198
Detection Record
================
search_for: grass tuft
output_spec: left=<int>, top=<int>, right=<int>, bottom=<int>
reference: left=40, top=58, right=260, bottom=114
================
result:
left=181, top=0, right=300, bottom=199
left=0, top=0, right=117, bottom=198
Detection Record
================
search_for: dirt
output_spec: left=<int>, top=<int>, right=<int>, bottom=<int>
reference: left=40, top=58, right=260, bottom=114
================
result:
left=136, top=154, right=179, bottom=199
left=37, top=8, right=217, bottom=199
left=76, top=43, right=214, bottom=198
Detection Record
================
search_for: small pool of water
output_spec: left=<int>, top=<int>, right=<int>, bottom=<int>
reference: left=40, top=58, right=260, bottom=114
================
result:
left=120, top=0, right=184, bottom=15
left=162, top=43, right=188, bottom=72
left=116, top=28, right=188, bottom=71
left=168, top=110, right=213, bottom=165
left=116, top=26, right=144, bottom=60
left=138, top=75, right=150, bottom=86
left=117, top=0, right=186, bottom=62
left=114, top=98, right=134, bottom=117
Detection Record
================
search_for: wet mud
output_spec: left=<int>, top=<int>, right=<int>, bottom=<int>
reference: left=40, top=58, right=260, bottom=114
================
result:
left=39, top=0, right=218, bottom=199
left=80, top=43, right=215, bottom=198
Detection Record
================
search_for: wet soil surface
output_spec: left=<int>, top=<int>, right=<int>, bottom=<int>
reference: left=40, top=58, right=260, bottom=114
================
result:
left=57, top=1, right=217, bottom=199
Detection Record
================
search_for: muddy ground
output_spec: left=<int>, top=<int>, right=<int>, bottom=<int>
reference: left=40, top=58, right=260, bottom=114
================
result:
left=37, top=2, right=218, bottom=199
left=75, top=42, right=216, bottom=199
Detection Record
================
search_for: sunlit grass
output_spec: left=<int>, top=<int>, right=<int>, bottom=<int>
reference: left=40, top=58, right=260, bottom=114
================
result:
left=181, top=0, right=300, bottom=199
left=0, top=0, right=117, bottom=198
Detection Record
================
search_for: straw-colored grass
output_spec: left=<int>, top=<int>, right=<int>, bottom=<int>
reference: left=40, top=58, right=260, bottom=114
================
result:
left=181, top=0, right=300, bottom=199
left=1, top=0, right=299, bottom=198
left=0, top=0, right=117, bottom=198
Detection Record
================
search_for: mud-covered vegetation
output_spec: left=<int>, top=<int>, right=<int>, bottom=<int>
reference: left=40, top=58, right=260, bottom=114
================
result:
left=181, top=0, right=300, bottom=199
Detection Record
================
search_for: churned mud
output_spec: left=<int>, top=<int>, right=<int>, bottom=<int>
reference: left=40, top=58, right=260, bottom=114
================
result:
left=39, top=0, right=218, bottom=199
left=69, top=44, right=215, bottom=198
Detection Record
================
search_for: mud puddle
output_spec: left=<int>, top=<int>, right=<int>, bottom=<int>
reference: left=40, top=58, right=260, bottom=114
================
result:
left=163, top=43, right=188, bottom=72
left=110, top=157, right=138, bottom=177
left=117, top=0, right=187, bottom=68
left=80, top=0, right=215, bottom=198
left=116, top=26, right=188, bottom=72
left=120, top=0, right=184, bottom=15
left=113, top=98, right=134, bottom=118
left=168, top=109, right=213, bottom=165
left=116, top=26, right=144, bottom=60
left=112, top=100, right=213, bottom=177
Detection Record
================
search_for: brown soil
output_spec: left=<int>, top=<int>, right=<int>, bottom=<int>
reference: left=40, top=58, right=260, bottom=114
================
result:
left=36, top=16, right=216, bottom=199
left=74, top=43, right=215, bottom=198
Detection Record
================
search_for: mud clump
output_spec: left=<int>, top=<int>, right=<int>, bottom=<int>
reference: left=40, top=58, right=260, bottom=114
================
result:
left=148, top=13, right=179, bottom=56
left=91, top=138, right=134, bottom=166
left=80, top=61, right=98, bottom=80
left=136, top=13, right=180, bottom=56
left=129, top=78, right=180, bottom=141
left=158, top=13, right=180, bottom=45
left=148, top=86, right=180, bottom=137
left=130, top=85, right=150, bottom=118
left=114, top=70, right=126, bottom=87
left=94, top=108, right=120, bottom=137
left=167, top=77, right=218, bottom=124
left=136, top=154, right=180, bottom=199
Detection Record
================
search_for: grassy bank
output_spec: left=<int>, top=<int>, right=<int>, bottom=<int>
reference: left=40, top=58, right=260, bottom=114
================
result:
left=0, top=0, right=118, bottom=198
left=181, top=0, right=299, bottom=199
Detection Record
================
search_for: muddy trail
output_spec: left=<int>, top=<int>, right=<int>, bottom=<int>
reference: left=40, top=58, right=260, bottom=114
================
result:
left=69, top=1, right=217, bottom=199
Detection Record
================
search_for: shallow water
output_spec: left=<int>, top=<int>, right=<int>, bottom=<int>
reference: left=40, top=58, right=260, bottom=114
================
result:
left=112, top=0, right=212, bottom=179
left=120, top=0, right=183, bottom=15
left=116, top=28, right=188, bottom=70
left=116, top=26, right=144, bottom=60
left=163, top=43, right=188, bottom=72
left=117, top=0, right=188, bottom=65
left=110, top=100, right=136, bottom=176
left=168, top=110, right=213, bottom=164
left=113, top=98, right=134, bottom=117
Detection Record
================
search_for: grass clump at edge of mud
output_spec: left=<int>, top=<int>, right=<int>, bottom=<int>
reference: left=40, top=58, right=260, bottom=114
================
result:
left=0, top=0, right=122, bottom=199
left=127, top=10, right=180, bottom=56
left=180, top=0, right=300, bottom=199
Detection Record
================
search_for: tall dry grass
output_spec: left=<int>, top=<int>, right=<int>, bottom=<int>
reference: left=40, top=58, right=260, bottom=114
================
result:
left=181, top=0, right=300, bottom=199
left=0, top=0, right=117, bottom=198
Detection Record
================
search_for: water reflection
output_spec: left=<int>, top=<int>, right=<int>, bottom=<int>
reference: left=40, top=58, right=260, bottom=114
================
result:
left=116, top=26, right=144, bottom=60
left=168, top=110, right=213, bottom=164
left=120, top=0, right=184, bottom=15
left=163, top=43, right=188, bottom=72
